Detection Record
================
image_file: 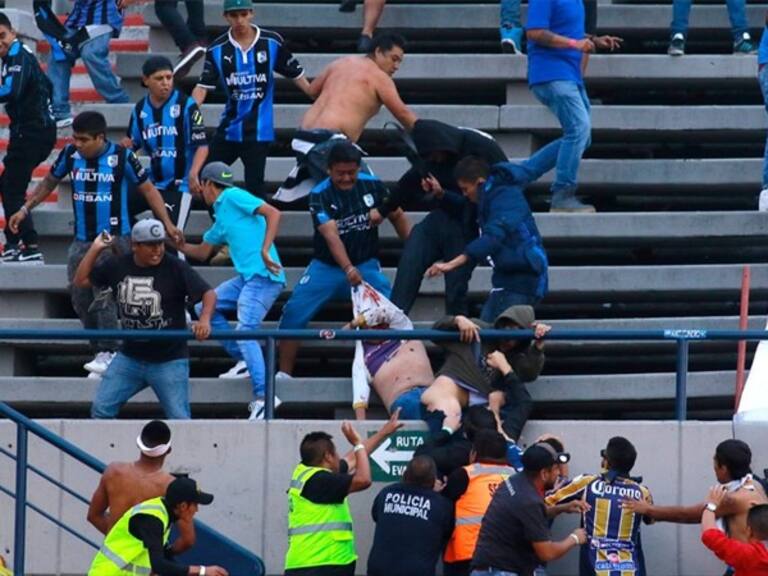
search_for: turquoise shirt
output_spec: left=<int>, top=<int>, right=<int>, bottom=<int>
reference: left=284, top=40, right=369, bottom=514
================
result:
left=203, top=187, right=286, bottom=284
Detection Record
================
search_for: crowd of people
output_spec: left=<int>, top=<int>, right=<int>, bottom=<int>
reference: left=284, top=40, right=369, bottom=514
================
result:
left=80, top=419, right=768, bottom=576
left=0, top=0, right=764, bottom=425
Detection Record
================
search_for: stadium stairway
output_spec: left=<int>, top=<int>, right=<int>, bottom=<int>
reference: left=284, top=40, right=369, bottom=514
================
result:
left=1, top=1, right=767, bottom=419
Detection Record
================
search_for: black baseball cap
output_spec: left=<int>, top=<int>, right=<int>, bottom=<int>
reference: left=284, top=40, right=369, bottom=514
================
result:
left=165, top=477, right=214, bottom=507
left=522, top=443, right=570, bottom=472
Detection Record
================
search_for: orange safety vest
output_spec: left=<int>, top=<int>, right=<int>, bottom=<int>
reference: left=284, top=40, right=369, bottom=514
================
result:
left=444, top=462, right=516, bottom=563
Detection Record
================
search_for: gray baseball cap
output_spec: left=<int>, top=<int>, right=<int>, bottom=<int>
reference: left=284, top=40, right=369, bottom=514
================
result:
left=132, top=219, right=166, bottom=243
left=200, top=162, right=235, bottom=187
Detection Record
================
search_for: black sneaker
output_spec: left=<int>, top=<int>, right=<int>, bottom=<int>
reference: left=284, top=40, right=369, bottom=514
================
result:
left=357, top=34, right=373, bottom=53
left=668, top=33, right=685, bottom=56
left=0, top=247, right=19, bottom=262
left=339, top=0, right=357, bottom=12
left=12, top=246, right=44, bottom=264
left=173, top=44, right=206, bottom=80
left=733, top=33, right=757, bottom=55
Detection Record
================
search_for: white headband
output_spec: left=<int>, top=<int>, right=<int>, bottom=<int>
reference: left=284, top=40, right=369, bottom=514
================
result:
left=136, top=434, right=171, bottom=458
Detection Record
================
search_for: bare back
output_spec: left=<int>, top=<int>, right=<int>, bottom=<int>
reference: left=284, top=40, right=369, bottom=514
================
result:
left=373, top=340, right=434, bottom=409
left=103, top=462, right=175, bottom=529
left=301, top=56, right=391, bottom=141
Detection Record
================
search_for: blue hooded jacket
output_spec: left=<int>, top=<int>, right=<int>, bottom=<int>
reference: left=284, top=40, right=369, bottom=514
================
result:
left=464, top=153, right=553, bottom=299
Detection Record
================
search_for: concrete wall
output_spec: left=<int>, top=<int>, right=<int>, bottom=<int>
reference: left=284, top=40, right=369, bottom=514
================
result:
left=0, top=419, right=752, bottom=575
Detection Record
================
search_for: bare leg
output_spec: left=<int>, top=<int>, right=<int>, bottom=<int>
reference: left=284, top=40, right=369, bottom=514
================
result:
left=362, top=0, right=386, bottom=36
left=279, top=340, right=300, bottom=375
left=421, top=376, right=468, bottom=431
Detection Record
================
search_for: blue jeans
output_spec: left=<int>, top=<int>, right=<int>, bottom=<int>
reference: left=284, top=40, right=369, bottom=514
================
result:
left=48, top=32, right=129, bottom=119
left=670, top=0, right=748, bottom=40
left=500, top=0, right=521, bottom=28
left=471, top=570, right=520, bottom=576
left=481, top=290, right=538, bottom=323
left=279, top=259, right=391, bottom=329
left=759, top=66, right=768, bottom=187
left=200, top=274, right=283, bottom=398
left=91, top=353, right=190, bottom=419
left=530, top=81, right=591, bottom=196
left=390, top=386, right=427, bottom=420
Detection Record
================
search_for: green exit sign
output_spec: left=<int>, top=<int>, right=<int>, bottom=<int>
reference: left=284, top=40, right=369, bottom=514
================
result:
left=368, top=431, right=428, bottom=482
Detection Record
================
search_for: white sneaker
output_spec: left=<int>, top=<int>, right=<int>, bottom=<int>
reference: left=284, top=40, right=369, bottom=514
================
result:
left=247, top=395, right=282, bottom=420
left=759, top=188, right=768, bottom=212
left=275, top=371, right=293, bottom=380
left=87, top=371, right=102, bottom=380
left=219, top=360, right=250, bottom=379
left=84, top=351, right=115, bottom=375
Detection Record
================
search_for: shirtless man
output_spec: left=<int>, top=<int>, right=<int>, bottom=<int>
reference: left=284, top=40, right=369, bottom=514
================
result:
left=348, top=283, right=433, bottom=420
left=623, top=439, right=768, bottom=545
left=275, top=33, right=417, bottom=202
left=87, top=420, right=194, bottom=553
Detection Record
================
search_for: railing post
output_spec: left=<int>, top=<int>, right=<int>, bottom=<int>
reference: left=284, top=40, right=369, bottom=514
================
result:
left=675, top=339, right=689, bottom=421
left=265, top=337, right=276, bottom=420
left=13, top=424, right=28, bottom=576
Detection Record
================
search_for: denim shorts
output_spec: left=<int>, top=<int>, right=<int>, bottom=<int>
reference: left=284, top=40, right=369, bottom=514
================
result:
left=390, top=386, right=428, bottom=420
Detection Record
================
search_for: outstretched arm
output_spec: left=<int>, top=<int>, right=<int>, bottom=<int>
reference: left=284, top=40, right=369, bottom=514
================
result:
left=378, top=75, right=417, bottom=130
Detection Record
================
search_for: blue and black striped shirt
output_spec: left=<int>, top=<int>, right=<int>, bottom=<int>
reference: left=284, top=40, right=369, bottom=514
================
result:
left=65, top=0, right=124, bottom=34
left=197, top=25, right=303, bottom=143
left=127, top=89, right=207, bottom=194
left=309, top=173, right=391, bottom=266
left=51, top=142, right=148, bottom=242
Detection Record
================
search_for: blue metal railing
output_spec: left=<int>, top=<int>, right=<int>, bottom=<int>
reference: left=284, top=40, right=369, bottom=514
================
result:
left=0, top=326, right=765, bottom=574
left=0, top=401, right=264, bottom=576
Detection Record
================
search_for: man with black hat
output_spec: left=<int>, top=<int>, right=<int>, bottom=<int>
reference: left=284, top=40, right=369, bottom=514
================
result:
left=73, top=219, right=216, bottom=420
left=180, top=162, right=286, bottom=420
left=123, top=55, right=209, bottom=235
left=88, top=476, right=228, bottom=576
left=471, top=443, right=587, bottom=576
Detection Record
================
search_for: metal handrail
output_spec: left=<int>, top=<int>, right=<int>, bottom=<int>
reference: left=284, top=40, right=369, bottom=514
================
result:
left=0, top=401, right=263, bottom=575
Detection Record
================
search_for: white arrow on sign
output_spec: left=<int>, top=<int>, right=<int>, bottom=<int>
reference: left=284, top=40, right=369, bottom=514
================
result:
left=370, top=437, right=414, bottom=475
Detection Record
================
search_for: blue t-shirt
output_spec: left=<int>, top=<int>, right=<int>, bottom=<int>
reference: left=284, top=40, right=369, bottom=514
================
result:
left=203, top=187, right=286, bottom=284
left=759, top=26, right=768, bottom=66
left=526, top=0, right=585, bottom=86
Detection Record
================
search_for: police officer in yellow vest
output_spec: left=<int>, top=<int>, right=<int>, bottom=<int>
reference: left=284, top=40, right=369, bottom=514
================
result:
left=285, top=413, right=404, bottom=576
left=442, top=430, right=516, bottom=576
left=89, top=476, right=228, bottom=576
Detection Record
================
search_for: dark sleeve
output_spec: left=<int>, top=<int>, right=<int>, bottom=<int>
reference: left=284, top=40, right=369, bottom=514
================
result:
left=432, top=316, right=458, bottom=331
left=0, top=49, right=28, bottom=103
left=442, top=496, right=456, bottom=543
left=178, top=260, right=212, bottom=304
left=89, top=258, right=116, bottom=289
left=511, top=346, right=545, bottom=383
left=128, top=515, right=188, bottom=576
left=273, top=40, right=304, bottom=79
left=127, top=107, right=142, bottom=149
left=197, top=48, right=219, bottom=89
left=442, top=468, right=470, bottom=502
left=519, top=502, right=551, bottom=543
left=372, top=490, right=382, bottom=522
left=50, top=146, right=72, bottom=180
left=186, top=100, right=208, bottom=148
left=301, top=470, right=354, bottom=504
left=584, top=0, right=598, bottom=36
left=125, top=150, right=149, bottom=186
left=309, top=187, right=335, bottom=227
left=375, top=181, right=398, bottom=218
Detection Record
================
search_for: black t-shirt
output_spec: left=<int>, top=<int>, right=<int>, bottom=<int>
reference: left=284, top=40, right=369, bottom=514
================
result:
left=367, top=483, right=454, bottom=576
left=471, top=473, right=550, bottom=575
left=414, top=430, right=472, bottom=480
left=300, top=460, right=353, bottom=504
left=90, top=253, right=211, bottom=362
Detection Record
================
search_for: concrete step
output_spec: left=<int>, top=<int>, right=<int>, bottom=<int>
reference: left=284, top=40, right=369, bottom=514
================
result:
left=0, top=263, right=764, bottom=298
left=0, top=370, right=736, bottom=408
